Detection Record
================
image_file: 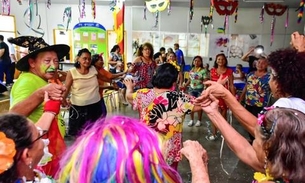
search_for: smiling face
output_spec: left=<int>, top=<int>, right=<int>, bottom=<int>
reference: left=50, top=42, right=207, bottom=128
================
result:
left=256, top=58, right=268, bottom=71
left=167, top=52, right=176, bottom=61
left=28, top=51, right=59, bottom=81
left=216, top=55, right=227, bottom=67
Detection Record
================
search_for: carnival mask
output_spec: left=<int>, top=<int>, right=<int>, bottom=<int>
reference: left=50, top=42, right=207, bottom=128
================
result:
left=146, top=0, right=169, bottom=13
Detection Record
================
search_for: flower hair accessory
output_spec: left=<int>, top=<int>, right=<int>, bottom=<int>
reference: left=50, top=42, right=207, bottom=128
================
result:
left=0, top=132, right=16, bottom=174
left=257, top=106, right=277, bottom=138
left=168, top=60, right=180, bottom=72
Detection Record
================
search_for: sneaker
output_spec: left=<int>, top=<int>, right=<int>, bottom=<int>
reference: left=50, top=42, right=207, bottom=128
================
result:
left=188, top=120, right=194, bottom=127
left=195, top=120, right=201, bottom=127
left=205, top=135, right=216, bottom=141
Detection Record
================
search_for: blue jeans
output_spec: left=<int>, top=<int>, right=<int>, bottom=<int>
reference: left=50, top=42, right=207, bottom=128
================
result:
left=0, top=60, right=13, bottom=84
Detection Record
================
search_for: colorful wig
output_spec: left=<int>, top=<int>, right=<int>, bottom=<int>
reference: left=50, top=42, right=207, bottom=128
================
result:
left=57, top=115, right=182, bottom=183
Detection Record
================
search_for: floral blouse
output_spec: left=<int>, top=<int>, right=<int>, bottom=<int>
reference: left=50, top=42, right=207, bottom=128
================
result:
left=245, top=72, right=270, bottom=107
left=132, top=88, right=195, bottom=165
left=189, top=68, right=208, bottom=89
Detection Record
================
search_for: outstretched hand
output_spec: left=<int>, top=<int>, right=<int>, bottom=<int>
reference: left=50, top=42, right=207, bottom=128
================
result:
left=123, top=78, right=135, bottom=89
left=196, top=81, right=228, bottom=104
left=198, top=93, right=219, bottom=115
left=180, top=140, right=208, bottom=164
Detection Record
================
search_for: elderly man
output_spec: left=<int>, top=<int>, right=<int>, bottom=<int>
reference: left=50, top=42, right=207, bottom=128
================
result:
left=8, top=36, right=70, bottom=177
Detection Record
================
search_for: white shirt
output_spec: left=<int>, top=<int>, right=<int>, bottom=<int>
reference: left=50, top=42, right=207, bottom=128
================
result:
left=272, top=97, right=305, bottom=114
left=8, top=43, right=16, bottom=63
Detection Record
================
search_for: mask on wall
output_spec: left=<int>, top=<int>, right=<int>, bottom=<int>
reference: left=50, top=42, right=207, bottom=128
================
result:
left=214, top=0, right=238, bottom=16
left=146, top=0, right=169, bottom=13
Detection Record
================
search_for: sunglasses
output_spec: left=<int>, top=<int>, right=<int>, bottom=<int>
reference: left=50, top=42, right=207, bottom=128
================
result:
left=31, top=129, right=48, bottom=144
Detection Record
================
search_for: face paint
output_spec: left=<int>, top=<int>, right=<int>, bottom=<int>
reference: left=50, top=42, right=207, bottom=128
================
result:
left=46, top=65, right=56, bottom=73
left=40, top=63, right=48, bottom=74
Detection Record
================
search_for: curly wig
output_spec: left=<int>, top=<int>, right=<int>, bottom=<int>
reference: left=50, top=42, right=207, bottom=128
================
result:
left=268, top=48, right=305, bottom=100
left=260, top=107, right=305, bottom=182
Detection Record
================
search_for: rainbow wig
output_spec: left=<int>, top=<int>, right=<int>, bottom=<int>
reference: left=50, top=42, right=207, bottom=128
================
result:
left=57, top=115, right=182, bottom=183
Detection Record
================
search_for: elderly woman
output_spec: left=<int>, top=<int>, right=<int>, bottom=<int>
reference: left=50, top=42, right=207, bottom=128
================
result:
left=63, top=48, right=103, bottom=137
left=124, top=63, right=202, bottom=170
left=197, top=47, right=305, bottom=171
left=57, top=115, right=210, bottom=183
left=200, top=94, right=305, bottom=182
left=128, top=42, right=157, bottom=90
left=0, top=94, right=61, bottom=182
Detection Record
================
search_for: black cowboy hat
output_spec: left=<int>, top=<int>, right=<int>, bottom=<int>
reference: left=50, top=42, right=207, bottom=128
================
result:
left=8, top=36, right=70, bottom=71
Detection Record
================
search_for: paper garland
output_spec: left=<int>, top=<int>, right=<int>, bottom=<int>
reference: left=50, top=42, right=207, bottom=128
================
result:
left=2, top=0, right=10, bottom=15
left=79, top=0, right=86, bottom=19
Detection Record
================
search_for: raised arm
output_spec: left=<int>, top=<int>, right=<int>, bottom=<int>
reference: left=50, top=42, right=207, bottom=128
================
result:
left=200, top=94, right=264, bottom=171
left=241, top=48, right=254, bottom=62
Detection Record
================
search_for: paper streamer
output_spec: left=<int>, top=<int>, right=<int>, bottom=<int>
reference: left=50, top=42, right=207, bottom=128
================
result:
left=167, top=0, right=171, bottom=15
left=260, top=5, right=265, bottom=23
left=189, top=0, right=194, bottom=23
left=47, top=0, right=51, bottom=9
left=143, top=2, right=147, bottom=20
left=270, top=15, right=276, bottom=46
left=79, top=0, right=85, bottom=19
left=17, top=0, right=22, bottom=5
left=2, top=0, right=10, bottom=15
left=285, top=7, right=289, bottom=28
left=63, top=7, right=72, bottom=31
left=297, top=0, right=305, bottom=23
left=234, top=7, right=238, bottom=23
left=154, top=10, right=159, bottom=27
left=92, top=0, right=96, bottom=19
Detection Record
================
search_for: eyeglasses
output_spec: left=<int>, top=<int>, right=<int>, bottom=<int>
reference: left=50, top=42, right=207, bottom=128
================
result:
left=31, top=130, right=48, bottom=144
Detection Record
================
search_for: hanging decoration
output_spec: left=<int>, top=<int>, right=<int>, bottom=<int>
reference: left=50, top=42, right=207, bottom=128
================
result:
left=17, top=0, right=22, bottom=5
left=2, top=0, right=10, bottom=15
left=112, top=0, right=125, bottom=59
left=145, top=0, right=169, bottom=13
left=260, top=5, right=264, bottom=23
left=154, top=11, right=159, bottom=28
left=209, top=0, right=214, bottom=29
left=201, top=16, right=211, bottom=37
left=214, top=0, right=238, bottom=34
left=189, top=0, right=194, bottom=23
left=17, top=0, right=44, bottom=37
left=285, top=7, right=289, bottom=28
left=143, top=3, right=147, bottom=20
left=262, top=3, right=288, bottom=46
left=167, top=0, right=171, bottom=15
left=296, top=0, right=305, bottom=23
left=62, top=7, right=72, bottom=31
left=46, top=0, right=51, bottom=9
left=92, top=0, right=96, bottom=19
left=79, top=0, right=86, bottom=19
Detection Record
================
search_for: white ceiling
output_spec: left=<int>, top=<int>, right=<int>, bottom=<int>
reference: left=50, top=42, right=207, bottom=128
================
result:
left=51, top=0, right=302, bottom=8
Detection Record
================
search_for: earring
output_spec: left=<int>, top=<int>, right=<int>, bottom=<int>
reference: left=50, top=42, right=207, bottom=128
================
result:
left=29, top=161, right=32, bottom=169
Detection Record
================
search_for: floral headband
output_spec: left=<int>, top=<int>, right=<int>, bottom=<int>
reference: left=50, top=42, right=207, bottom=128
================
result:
left=168, top=60, right=181, bottom=72
left=0, top=132, right=16, bottom=174
left=257, top=106, right=277, bottom=138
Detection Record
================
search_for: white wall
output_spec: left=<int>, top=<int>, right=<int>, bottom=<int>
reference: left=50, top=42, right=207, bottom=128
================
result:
left=8, top=1, right=305, bottom=66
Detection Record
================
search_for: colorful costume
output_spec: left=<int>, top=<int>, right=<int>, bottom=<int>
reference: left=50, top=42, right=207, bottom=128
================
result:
left=132, top=89, right=194, bottom=166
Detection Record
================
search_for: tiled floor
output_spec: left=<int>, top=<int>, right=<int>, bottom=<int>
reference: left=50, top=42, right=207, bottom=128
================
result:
left=1, top=90, right=254, bottom=182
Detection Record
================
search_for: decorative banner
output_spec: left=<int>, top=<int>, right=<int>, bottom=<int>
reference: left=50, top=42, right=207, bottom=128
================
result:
left=201, top=16, right=211, bottom=37
left=113, top=0, right=125, bottom=59
left=261, top=3, right=288, bottom=46
left=189, top=0, right=194, bottom=23
left=92, top=0, right=96, bottom=19
left=2, top=0, right=10, bottom=15
left=145, top=0, right=169, bottom=13
left=296, top=0, right=305, bottom=23
left=154, top=10, right=159, bottom=28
